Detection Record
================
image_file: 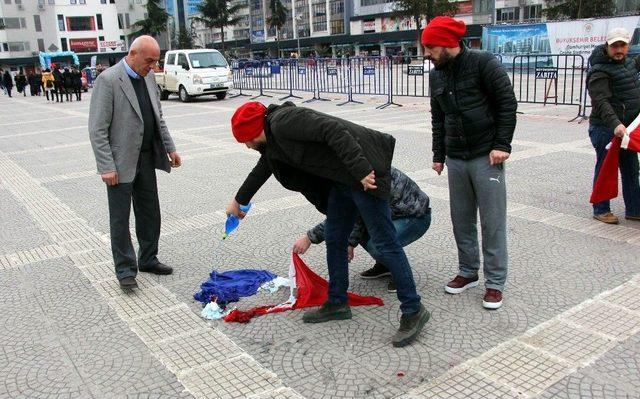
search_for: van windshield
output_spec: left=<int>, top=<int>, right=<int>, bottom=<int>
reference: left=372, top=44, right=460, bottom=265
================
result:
left=189, top=52, right=228, bottom=68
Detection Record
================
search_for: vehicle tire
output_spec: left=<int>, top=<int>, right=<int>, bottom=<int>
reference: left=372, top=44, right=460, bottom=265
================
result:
left=178, top=85, right=191, bottom=102
left=215, top=91, right=227, bottom=100
left=160, top=88, right=170, bottom=100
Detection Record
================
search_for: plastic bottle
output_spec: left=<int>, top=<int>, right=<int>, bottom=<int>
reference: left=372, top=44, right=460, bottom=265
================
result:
left=222, top=203, right=252, bottom=240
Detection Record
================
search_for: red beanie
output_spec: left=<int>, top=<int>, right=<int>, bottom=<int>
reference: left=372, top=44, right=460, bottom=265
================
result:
left=421, top=16, right=466, bottom=48
left=231, top=101, right=267, bottom=143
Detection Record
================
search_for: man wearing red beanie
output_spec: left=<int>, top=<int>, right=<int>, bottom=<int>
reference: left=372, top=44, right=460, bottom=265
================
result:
left=227, top=101, right=429, bottom=348
left=422, top=16, right=517, bottom=310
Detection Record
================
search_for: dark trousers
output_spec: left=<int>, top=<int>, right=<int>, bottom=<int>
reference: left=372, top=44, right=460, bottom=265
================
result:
left=589, top=124, right=640, bottom=216
left=106, top=152, right=161, bottom=280
left=325, top=183, right=422, bottom=314
left=55, top=86, right=63, bottom=102
left=75, top=88, right=81, bottom=101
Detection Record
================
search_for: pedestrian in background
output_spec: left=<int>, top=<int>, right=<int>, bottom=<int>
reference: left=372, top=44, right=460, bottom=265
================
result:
left=15, top=72, right=27, bottom=97
left=424, top=16, right=517, bottom=310
left=3, top=70, right=14, bottom=97
left=63, top=67, right=74, bottom=102
left=52, top=66, right=64, bottom=103
left=42, top=68, right=56, bottom=102
left=72, top=67, right=83, bottom=101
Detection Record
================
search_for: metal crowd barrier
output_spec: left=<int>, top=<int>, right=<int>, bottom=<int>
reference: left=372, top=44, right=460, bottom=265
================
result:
left=229, top=53, right=590, bottom=119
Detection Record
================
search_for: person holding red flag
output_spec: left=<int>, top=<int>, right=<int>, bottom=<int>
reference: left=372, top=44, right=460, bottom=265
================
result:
left=588, top=27, right=640, bottom=224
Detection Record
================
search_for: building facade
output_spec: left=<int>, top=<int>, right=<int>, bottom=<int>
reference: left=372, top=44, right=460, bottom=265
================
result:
left=194, top=0, right=640, bottom=57
left=0, top=0, right=156, bottom=73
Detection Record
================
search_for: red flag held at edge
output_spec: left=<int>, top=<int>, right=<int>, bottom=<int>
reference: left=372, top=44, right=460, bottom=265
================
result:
left=590, top=115, right=640, bottom=204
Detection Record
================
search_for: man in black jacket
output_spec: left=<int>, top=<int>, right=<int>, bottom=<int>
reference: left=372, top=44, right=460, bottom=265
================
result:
left=587, top=27, right=640, bottom=225
left=227, top=101, right=429, bottom=347
left=423, top=17, right=517, bottom=310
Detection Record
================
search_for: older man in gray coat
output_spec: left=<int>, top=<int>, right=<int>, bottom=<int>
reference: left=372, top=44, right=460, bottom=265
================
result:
left=89, top=35, right=181, bottom=289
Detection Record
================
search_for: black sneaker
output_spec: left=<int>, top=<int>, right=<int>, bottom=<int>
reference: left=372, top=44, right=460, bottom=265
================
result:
left=119, top=276, right=138, bottom=290
left=387, top=280, right=397, bottom=293
left=302, top=302, right=352, bottom=323
left=360, top=263, right=391, bottom=279
left=391, top=304, right=430, bottom=348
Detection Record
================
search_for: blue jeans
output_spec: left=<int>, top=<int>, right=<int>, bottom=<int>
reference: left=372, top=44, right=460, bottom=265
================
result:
left=363, top=213, right=431, bottom=265
left=324, top=183, right=422, bottom=315
left=589, top=124, right=640, bottom=216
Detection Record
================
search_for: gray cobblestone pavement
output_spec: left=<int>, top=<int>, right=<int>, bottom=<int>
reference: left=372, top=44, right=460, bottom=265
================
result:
left=1, top=89, right=640, bottom=399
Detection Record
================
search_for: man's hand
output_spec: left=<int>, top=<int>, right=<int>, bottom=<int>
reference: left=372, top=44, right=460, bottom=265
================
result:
left=347, top=245, right=355, bottom=262
left=101, top=171, right=118, bottom=186
left=614, top=123, right=627, bottom=138
left=226, top=199, right=247, bottom=219
left=169, top=151, right=182, bottom=167
left=489, top=150, right=510, bottom=165
left=361, top=171, right=377, bottom=191
left=432, top=162, right=444, bottom=175
left=292, top=235, right=312, bottom=254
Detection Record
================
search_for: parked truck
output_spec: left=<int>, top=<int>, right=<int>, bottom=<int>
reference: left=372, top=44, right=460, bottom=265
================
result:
left=156, top=49, right=234, bottom=102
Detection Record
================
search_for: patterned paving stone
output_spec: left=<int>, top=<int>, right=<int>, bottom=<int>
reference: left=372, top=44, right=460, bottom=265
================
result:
left=128, top=303, right=206, bottom=341
left=180, top=354, right=283, bottom=399
left=519, top=320, right=615, bottom=367
left=6, top=92, right=640, bottom=398
left=564, top=300, right=640, bottom=340
left=0, top=343, right=87, bottom=399
left=248, top=387, right=306, bottom=399
left=109, top=286, right=185, bottom=320
left=289, top=359, right=403, bottom=399
left=585, top=338, right=640, bottom=393
left=600, top=283, right=640, bottom=313
left=537, top=370, right=640, bottom=399
left=148, top=329, right=245, bottom=375
left=406, top=367, right=522, bottom=399
left=478, top=341, right=572, bottom=397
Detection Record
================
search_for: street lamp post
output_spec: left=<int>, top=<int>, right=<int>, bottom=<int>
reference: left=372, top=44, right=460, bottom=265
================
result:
left=295, top=15, right=302, bottom=57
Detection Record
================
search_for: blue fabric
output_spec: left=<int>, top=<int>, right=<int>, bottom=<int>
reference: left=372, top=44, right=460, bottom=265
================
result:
left=123, top=58, right=140, bottom=79
left=194, top=269, right=277, bottom=304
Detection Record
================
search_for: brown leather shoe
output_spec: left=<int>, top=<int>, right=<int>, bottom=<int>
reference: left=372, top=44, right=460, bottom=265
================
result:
left=483, top=288, right=503, bottom=310
left=625, top=215, right=640, bottom=221
left=593, top=212, right=619, bottom=224
left=445, top=275, right=479, bottom=294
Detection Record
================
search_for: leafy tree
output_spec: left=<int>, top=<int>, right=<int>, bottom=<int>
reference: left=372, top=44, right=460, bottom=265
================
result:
left=267, top=0, right=288, bottom=57
left=177, top=27, right=195, bottom=49
left=543, top=0, right=615, bottom=20
left=129, top=0, right=169, bottom=39
left=393, top=0, right=460, bottom=55
left=191, top=0, right=246, bottom=53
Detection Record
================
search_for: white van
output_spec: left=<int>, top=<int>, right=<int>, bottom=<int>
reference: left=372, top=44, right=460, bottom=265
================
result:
left=156, top=49, right=233, bottom=102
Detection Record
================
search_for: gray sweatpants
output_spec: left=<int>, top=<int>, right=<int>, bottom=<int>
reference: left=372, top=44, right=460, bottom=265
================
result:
left=446, top=155, right=508, bottom=291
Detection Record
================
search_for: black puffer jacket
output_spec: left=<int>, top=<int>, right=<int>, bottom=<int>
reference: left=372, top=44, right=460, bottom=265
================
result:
left=235, top=102, right=396, bottom=212
left=430, top=46, right=517, bottom=162
left=587, top=44, right=640, bottom=129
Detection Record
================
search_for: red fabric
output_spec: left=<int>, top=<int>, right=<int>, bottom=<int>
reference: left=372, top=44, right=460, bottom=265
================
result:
left=590, top=137, right=621, bottom=204
left=223, top=254, right=384, bottom=323
left=290, top=253, right=384, bottom=308
left=421, top=16, right=467, bottom=48
left=231, top=101, right=266, bottom=143
left=224, top=306, right=273, bottom=323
